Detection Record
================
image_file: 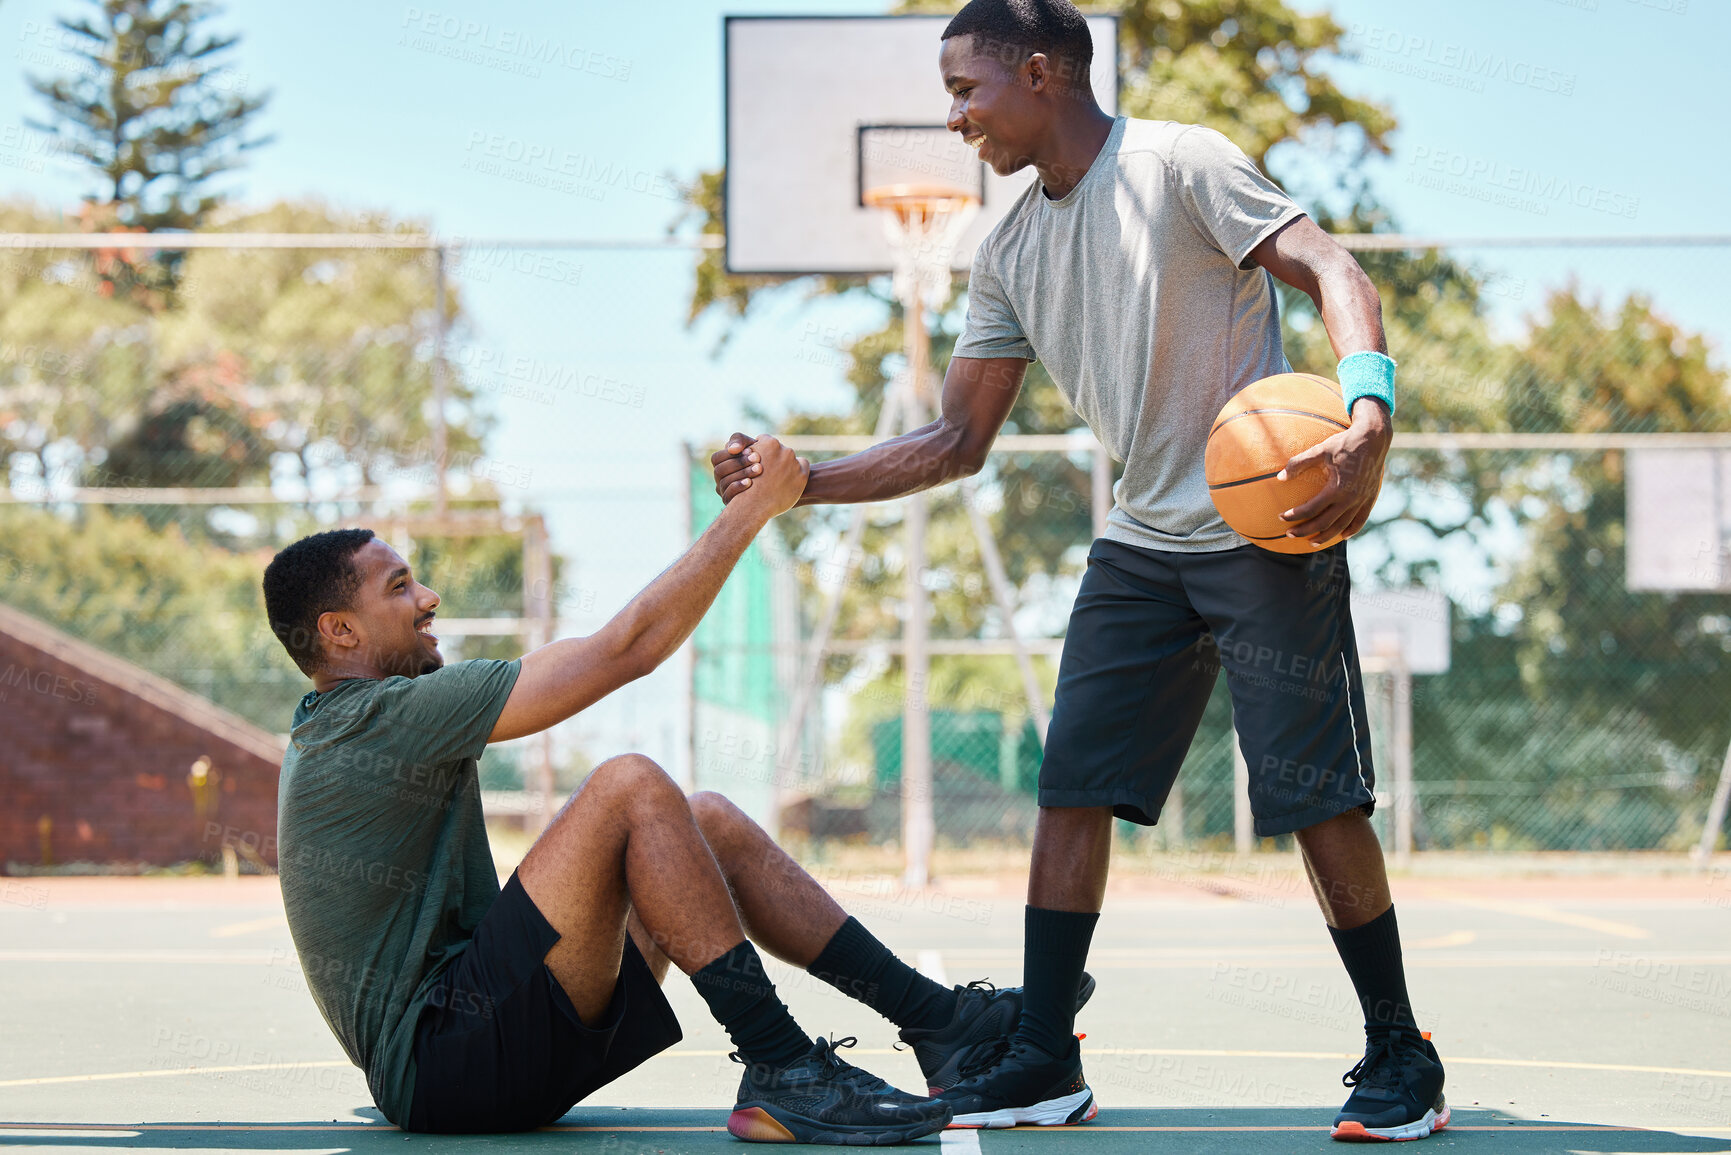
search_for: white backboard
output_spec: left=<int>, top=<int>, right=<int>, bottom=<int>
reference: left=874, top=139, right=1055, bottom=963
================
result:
left=724, top=14, right=1119, bottom=276
left=1351, top=589, right=1451, bottom=675
left=1627, top=449, right=1731, bottom=591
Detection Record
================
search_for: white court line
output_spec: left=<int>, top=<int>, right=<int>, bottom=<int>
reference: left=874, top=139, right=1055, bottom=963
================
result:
left=940, top=1126, right=983, bottom=1155
left=209, top=915, right=287, bottom=939
left=13, top=1049, right=1727, bottom=1090
left=917, top=949, right=949, bottom=986
left=1419, top=887, right=1652, bottom=940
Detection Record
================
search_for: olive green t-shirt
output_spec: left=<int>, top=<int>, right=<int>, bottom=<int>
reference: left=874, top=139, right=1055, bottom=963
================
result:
left=276, top=658, right=521, bottom=1125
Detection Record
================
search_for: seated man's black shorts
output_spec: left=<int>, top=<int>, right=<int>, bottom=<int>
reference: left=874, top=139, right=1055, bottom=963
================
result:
left=1039, top=538, right=1377, bottom=837
left=404, top=872, right=683, bottom=1133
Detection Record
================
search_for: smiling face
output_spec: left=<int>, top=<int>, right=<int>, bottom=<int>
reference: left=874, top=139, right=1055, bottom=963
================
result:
left=318, top=538, right=444, bottom=680
left=941, top=33, right=1052, bottom=177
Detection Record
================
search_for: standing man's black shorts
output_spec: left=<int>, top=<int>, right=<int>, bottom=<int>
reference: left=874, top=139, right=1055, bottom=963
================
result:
left=1039, top=538, right=1377, bottom=836
left=404, top=872, right=683, bottom=1133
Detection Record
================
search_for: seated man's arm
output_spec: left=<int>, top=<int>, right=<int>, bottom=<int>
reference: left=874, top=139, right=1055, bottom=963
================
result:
left=488, top=436, right=808, bottom=742
left=710, top=354, right=1029, bottom=508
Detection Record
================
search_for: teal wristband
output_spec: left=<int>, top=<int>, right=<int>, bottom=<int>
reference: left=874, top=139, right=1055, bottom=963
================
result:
left=1337, top=351, right=1396, bottom=418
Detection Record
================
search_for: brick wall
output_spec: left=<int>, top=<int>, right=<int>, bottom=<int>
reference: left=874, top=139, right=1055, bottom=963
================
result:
left=0, top=606, right=285, bottom=870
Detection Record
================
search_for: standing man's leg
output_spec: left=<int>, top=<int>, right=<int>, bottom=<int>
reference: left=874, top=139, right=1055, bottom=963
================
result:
left=687, top=790, right=1099, bottom=1094
left=1186, top=543, right=1446, bottom=1142
left=937, top=540, right=1219, bottom=1127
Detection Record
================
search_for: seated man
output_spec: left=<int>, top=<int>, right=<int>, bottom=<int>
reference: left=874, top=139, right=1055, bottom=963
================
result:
left=261, top=437, right=1086, bottom=1141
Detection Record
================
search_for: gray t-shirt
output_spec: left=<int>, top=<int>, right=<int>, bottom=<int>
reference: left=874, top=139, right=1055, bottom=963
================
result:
left=276, top=658, right=521, bottom=1125
left=954, top=116, right=1305, bottom=552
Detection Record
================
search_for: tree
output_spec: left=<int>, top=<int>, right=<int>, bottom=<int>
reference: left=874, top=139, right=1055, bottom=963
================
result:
left=0, top=199, right=487, bottom=528
left=29, top=0, right=270, bottom=299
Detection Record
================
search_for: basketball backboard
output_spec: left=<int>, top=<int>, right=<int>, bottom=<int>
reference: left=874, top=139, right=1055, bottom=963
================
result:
left=1627, top=449, right=1731, bottom=592
left=724, top=14, right=1119, bottom=277
left=1351, top=588, right=1451, bottom=675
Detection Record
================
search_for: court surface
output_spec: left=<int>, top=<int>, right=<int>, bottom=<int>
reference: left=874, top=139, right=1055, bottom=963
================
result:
left=5, top=860, right=1730, bottom=1153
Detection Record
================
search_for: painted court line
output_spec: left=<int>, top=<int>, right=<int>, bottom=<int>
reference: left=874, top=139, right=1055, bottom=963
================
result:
left=4, top=1122, right=1730, bottom=1136
left=941, top=1126, right=983, bottom=1155
left=0, top=1061, right=353, bottom=1088
left=209, top=915, right=287, bottom=938
left=1420, top=886, right=1652, bottom=940
left=917, top=949, right=949, bottom=986
left=11, top=1049, right=1729, bottom=1091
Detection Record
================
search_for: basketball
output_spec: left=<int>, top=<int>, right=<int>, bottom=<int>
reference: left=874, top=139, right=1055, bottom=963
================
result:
left=1205, top=372, right=1361, bottom=554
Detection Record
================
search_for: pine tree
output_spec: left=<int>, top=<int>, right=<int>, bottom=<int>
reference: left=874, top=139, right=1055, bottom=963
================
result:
left=29, top=0, right=270, bottom=299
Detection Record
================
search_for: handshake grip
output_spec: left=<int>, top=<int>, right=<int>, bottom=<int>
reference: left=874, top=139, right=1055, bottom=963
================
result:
left=711, top=432, right=810, bottom=516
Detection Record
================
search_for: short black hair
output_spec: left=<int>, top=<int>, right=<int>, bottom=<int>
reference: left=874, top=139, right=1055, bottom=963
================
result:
left=943, top=0, right=1094, bottom=88
left=262, top=528, right=377, bottom=676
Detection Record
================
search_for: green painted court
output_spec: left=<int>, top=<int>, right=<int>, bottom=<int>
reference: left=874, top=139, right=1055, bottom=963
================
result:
left=6, top=864, right=1730, bottom=1153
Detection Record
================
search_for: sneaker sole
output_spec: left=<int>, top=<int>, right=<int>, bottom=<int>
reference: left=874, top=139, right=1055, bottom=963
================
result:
left=1331, top=1101, right=1450, bottom=1142
left=948, top=1087, right=1098, bottom=1129
left=728, top=1105, right=953, bottom=1146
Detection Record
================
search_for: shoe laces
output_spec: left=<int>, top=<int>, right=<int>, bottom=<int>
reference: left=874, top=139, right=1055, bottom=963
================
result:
left=1342, top=1027, right=1423, bottom=1091
left=955, top=1033, right=1012, bottom=1080
left=963, top=979, right=1000, bottom=996
left=814, top=1035, right=860, bottom=1076
left=730, top=1035, right=860, bottom=1077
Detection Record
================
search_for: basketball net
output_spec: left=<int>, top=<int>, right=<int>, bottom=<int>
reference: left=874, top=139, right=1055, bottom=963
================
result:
left=863, top=183, right=980, bottom=313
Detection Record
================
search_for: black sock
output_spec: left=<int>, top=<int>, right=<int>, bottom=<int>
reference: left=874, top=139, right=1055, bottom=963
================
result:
left=1013, top=906, right=1098, bottom=1057
left=806, top=916, right=959, bottom=1032
left=1327, top=905, right=1419, bottom=1031
left=690, top=940, right=812, bottom=1068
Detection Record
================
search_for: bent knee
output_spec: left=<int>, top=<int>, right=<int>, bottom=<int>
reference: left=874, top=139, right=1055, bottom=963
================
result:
left=688, top=789, right=744, bottom=832
left=589, top=753, right=680, bottom=798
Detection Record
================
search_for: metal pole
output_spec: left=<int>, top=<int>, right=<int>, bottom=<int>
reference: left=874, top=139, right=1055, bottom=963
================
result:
left=1164, top=778, right=1186, bottom=851
left=960, top=477, right=1050, bottom=744
left=681, top=443, right=698, bottom=794
left=1092, top=438, right=1112, bottom=541
left=432, top=247, right=450, bottom=519
left=522, top=515, right=555, bottom=831
left=770, top=386, right=905, bottom=823
left=1233, top=735, right=1253, bottom=855
left=1695, top=737, right=1731, bottom=865
left=1392, top=651, right=1413, bottom=867
left=902, top=297, right=934, bottom=890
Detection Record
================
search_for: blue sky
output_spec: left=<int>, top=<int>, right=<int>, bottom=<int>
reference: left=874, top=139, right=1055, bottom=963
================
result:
left=0, top=0, right=1723, bottom=771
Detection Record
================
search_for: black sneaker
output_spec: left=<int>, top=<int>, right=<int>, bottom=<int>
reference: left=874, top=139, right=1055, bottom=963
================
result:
left=934, top=1035, right=1097, bottom=1129
left=1331, top=1027, right=1449, bottom=1142
left=898, top=973, right=1098, bottom=1094
left=727, top=1036, right=953, bottom=1145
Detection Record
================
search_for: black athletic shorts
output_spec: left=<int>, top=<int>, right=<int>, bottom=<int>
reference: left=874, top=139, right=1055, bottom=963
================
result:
left=404, top=872, right=683, bottom=1133
left=1039, top=538, right=1377, bottom=837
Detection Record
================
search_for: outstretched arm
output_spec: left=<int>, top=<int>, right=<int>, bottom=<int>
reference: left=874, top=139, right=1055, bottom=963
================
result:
left=711, top=355, right=1029, bottom=508
left=489, top=437, right=808, bottom=742
left=1249, top=215, right=1392, bottom=545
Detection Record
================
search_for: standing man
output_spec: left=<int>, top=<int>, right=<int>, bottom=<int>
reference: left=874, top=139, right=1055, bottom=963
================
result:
left=712, top=0, right=1443, bottom=1142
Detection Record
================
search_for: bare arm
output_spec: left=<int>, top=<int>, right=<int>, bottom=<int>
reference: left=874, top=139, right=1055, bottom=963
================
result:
left=489, top=437, right=808, bottom=742
left=1250, top=215, right=1387, bottom=364
left=1249, top=215, right=1392, bottom=544
left=710, top=355, right=1029, bottom=507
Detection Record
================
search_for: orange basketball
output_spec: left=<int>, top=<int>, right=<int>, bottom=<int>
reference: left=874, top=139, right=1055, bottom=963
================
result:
left=1205, top=373, right=1359, bottom=554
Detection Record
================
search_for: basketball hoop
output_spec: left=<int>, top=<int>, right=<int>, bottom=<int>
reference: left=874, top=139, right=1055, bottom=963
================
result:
left=862, top=182, right=980, bottom=311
